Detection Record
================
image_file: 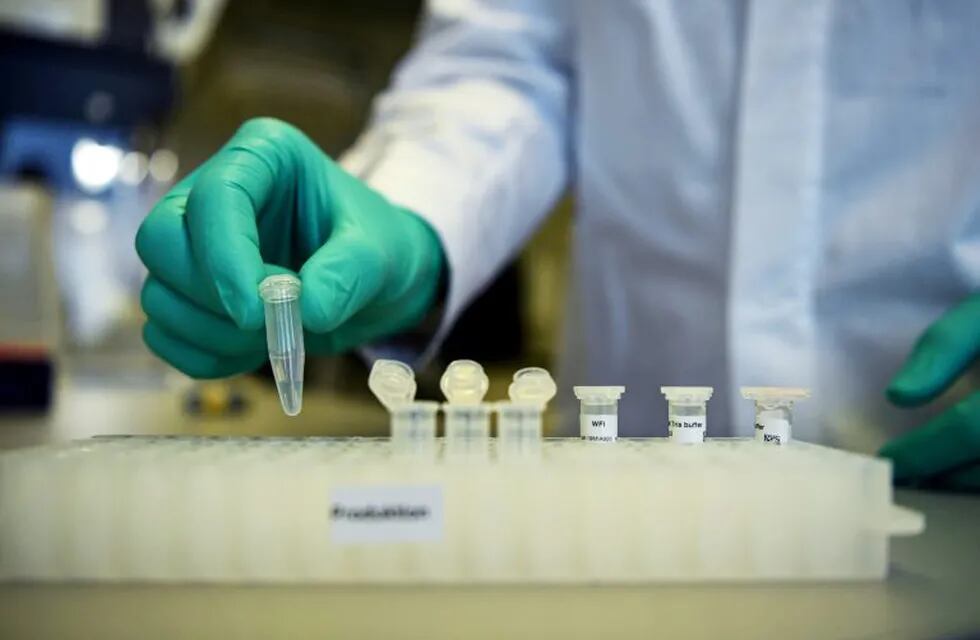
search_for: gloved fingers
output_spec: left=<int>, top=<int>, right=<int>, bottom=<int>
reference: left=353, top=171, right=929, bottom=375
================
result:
left=298, top=229, right=386, bottom=333
left=887, top=293, right=980, bottom=407
left=135, top=200, right=232, bottom=318
left=141, top=277, right=265, bottom=358
left=142, top=322, right=265, bottom=379
left=292, top=309, right=417, bottom=356
left=304, top=331, right=343, bottom=356
left=879, top=392, right=980, bottom=483
left=184, top=119, right=308, bottom=332
left=312, top=302, right=431, bottom=355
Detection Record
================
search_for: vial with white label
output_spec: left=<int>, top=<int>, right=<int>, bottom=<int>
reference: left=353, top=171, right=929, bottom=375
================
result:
left=573, top=386, right=626, bottom=443
left=741, top=387, right=811, bottom=446
left=661, top=387, right=713, bottom=444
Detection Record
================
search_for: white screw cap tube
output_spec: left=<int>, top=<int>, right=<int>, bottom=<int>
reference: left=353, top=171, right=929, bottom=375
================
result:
left=573, top=386, right=626, bottom=442
left=661, top=387, right=714, bottom=444
left=741, top=387, right=811, bottom=445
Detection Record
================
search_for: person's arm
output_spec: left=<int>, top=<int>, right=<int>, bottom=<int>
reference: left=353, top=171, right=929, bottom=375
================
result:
left=134, top=0, right=572, bottom=379
left=343, top=0, right=573, bottom=356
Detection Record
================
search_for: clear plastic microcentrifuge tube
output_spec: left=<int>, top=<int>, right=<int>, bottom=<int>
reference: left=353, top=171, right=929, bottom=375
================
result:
left=573, top=386, right=626, bottom=442
left=441, top=360, right=491, bottom=455
left=259, top=275, right=305, bottom=416
left=661, top=387, right=713, bottom=444
left=497, top=367, right=557, bottom=456
left=741, top=387, right=811, bottom=445
left=368, top=359, right=436, bottom=454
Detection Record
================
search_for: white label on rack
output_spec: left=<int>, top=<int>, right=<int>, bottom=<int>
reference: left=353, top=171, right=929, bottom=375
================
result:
left=329, top=485, right=443, bottom=544
left=760, top=418, right=791, bottom=445
left=581, top=414, right=617, bottom=442
left=668, top=415, right=706, bottom=444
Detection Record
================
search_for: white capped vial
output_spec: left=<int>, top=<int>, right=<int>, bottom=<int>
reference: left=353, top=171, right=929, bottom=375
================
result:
left=661, top=387, right=713, bottom=444
left=573, top=386, right=626, bottom=443
left=258, top=275, right=304, bottom=416
left=741, top=387, right=811, bottom=445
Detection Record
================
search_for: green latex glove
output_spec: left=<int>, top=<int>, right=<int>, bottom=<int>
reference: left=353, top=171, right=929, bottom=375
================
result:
left=881, top=293, right=980, bottom=491
left=135, top=118, right=444, bottom=378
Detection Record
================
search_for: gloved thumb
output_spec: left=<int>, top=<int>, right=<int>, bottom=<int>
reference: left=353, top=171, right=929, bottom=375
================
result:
left=298, top=228, right=387, bottom=334
left=887, top=294, right=980, bottom=407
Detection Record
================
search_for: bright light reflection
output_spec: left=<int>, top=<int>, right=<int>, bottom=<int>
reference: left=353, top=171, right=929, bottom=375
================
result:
left=71, top=138, right=122, bottom=193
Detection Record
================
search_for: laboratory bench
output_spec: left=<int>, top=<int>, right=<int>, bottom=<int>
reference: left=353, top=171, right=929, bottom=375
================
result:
left=1, top=378, right=979, bottom=639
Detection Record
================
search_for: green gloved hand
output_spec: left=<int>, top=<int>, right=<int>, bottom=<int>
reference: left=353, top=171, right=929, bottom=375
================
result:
left=881, top=293, right=980, bottom=491
left=135, top=118, right=444, bottom=378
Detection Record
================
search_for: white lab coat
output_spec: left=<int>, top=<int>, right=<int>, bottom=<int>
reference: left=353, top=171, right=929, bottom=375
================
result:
left=341, top=0, right=980, bottom=450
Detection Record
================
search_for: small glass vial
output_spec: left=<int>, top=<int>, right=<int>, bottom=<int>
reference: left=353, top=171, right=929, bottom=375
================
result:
left=661, top=387, right=714, bottom=444
left=741, top=387, right=811, bottom=445
left=573, top=386, right=626, bottom=443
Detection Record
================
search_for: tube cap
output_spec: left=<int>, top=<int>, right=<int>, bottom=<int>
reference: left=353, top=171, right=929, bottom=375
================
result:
left=440, top=359, right=489, bottom=404
left=508, top=367, right=557, bottom=407
left=368, top=359, right=417, bottom=410
left=258, top=274, right=301, bottom=302
left=573, top=386, right=626, bottom=403
left=660, top=386, right=714, bottom=403
left=740, top=387, right=811, bottom=402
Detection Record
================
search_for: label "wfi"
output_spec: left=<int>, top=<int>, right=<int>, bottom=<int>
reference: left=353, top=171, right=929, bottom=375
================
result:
left=581, top=414, right=617, bottom=442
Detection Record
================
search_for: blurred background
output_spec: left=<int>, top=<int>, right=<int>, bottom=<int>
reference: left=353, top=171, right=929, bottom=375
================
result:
left=0, top=0, right=572, bottom=448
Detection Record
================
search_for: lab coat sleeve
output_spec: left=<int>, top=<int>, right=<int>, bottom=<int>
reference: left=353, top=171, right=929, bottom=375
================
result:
left=341, top=0, right=572, bottom=360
